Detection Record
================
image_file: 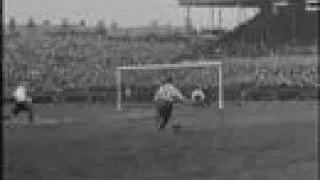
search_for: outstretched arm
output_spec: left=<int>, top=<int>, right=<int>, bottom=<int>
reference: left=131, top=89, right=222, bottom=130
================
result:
left=171, top=87, right=193, bottom=106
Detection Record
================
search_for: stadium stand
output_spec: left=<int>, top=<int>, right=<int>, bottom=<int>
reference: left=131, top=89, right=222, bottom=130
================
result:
left=3, top=5, right=318, bottom=103
left=202, top=5, right=318, bottom=57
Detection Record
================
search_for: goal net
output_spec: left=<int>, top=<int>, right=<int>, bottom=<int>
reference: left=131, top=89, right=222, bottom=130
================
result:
left=115, top=61, right=223, bottom=111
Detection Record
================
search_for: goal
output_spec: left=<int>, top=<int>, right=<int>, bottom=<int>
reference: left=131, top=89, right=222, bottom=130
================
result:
left=115, top=61, right=224, bottom=111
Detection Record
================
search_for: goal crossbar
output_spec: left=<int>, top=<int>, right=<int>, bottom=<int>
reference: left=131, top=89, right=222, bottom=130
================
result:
left=115, top=61, right=223, bottom=111
left=117, top=61, right=222, bottom=70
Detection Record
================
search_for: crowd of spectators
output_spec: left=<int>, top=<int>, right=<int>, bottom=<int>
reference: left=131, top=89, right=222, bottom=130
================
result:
left=3, top=27, right=318, bottom=100
left=3, top=34, right=187, bottom=93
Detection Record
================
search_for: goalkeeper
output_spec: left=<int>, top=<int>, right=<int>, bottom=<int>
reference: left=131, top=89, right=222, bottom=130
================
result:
left=191, top=86, right=206, bottom=107
left=154, top=76, right=190, bottom=130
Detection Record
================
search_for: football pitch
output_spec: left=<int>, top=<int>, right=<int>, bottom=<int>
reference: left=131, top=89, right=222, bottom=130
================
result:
left=3, top=101, right=318, bottom=180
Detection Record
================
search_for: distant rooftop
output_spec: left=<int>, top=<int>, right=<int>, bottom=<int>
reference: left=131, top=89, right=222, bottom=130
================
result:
left=178, top=0, right=307, bottom=7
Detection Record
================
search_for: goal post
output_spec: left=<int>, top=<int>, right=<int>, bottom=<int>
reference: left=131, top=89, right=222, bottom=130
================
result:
left=115, top=61, right=224, bottom=111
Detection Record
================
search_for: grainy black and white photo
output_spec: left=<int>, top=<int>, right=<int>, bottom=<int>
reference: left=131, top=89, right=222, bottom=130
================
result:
left=3, top=0, right=319, bottom=179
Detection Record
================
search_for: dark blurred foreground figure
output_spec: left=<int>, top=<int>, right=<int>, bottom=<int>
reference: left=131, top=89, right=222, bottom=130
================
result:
left=154, top=76, right=191, bottom=130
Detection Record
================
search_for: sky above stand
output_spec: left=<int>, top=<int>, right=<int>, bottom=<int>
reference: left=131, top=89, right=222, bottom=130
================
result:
left=4, top=0, right=258, bottom=29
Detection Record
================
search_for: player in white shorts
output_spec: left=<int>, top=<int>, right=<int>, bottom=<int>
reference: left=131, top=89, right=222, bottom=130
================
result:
left=154, top=77, right=190, bottom=130
left=10, top=81, right=34, bottom=124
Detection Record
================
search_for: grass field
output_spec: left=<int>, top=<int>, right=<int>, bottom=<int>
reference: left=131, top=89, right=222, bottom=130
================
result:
left=3, top=101, right=318, bottom=180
